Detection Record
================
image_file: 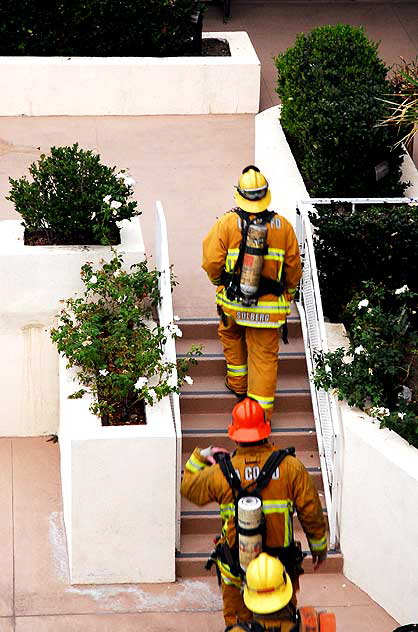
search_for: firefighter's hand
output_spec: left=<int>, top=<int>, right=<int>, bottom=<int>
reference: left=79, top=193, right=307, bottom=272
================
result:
left=312, top=550, right=327, bottom=571
left=199, top=446, right=230, bottom=465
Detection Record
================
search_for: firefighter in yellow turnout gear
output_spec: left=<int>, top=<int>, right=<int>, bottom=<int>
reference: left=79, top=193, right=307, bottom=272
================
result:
left=181, top=399, right=327, bottom=627
left=225, top=554, right=337, bottom=631
left=202, top=166, right=302, bottom=419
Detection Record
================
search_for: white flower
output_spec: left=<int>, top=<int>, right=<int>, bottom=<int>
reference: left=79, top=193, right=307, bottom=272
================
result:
left=167, top=323, right=183, bottom=338
left=398, top=412, right=406, bottom=420
left=99, top=369, right=109, bottom=376
left=103, top=195, right=112, bottom=204
left=123, top=176, right=136, bottom=187
left=115, top=172, right=124, bottom=180
left=110, top=200, right=122, bottom=209
left=91, top=212, right=96, bottom=219
left=395, top=285, right=409, bottom=295
left=114, top=269, right=122, bottom=277
left=354, top=345, right=365, bottom=354
left=184, top=375, right=193, bottom=385
left=357, top=299, right=369, bottom=309
left=134, top=377, right=148, bottom=390
left=368, top=368, right=373, bottom=375
left=112, top=210, right=118, bottom=216
left=173, top=315, right=180, bottom=321
left=89, top=275, right=98, bottom=284
left=82, top=339, right=92, bottom=347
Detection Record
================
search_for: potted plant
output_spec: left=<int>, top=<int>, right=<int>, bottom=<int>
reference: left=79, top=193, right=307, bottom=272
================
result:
left=0, top=144, right=144, bottom=436
left=51, top=251, right=199, bottom=426
left=52, top=252, right=200, bottom=583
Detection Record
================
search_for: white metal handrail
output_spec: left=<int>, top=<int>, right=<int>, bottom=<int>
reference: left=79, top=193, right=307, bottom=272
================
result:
left=154, top=200, right=182, bottom=551
left=296, top=196, right=418, bottom=550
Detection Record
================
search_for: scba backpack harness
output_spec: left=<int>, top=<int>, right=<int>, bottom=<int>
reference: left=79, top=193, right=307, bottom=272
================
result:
left=207, top=448, right=305, bottom=583
left=220, top=208, right=288, bottom=343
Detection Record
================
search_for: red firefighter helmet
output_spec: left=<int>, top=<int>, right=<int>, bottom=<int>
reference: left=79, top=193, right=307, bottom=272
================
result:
left=228, top=397, right=271, bottom=442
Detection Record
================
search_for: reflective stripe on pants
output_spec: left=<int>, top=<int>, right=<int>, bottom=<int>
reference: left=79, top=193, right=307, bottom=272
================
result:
left=218, top=315, right=279, bottom=420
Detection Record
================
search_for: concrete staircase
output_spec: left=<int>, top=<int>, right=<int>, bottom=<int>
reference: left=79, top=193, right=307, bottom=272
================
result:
left=175, top=312, right=343, bottom=578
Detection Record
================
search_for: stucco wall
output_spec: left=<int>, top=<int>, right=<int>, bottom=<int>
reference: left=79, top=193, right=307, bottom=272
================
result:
left=59, top=359, right=176, bottom=584
left=0, top=32, right=260, bottom=116
left=0, top=217, right=144, bottom=436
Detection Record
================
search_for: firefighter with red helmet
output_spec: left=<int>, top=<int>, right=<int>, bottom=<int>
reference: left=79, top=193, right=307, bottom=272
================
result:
left=202, top=165, right=302, bottom=420
left=181, top=398, right=327, bottom=627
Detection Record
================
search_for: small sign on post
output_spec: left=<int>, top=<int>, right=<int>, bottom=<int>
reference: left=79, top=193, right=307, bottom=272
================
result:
left=375, top=160, right=390, bottom=181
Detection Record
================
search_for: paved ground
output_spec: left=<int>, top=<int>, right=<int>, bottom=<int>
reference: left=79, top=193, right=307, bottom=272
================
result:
left=1, top=1, right=416, bottom=629
left=0, top=438, right=400, bottom=631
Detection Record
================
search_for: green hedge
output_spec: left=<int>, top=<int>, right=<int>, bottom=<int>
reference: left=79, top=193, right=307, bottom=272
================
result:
left=311, top=203, right=418, bottom=322
left=0, top=0, right=203, bottom=57
left=275, top=24, right=406, bottom=197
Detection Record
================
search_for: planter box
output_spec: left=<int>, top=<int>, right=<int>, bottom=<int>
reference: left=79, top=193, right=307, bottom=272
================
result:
left=59, top=358, right=176, bottom=584
left=0, top=217, right=144, bottom=436
left=0, top=32, right=260, bottom=116
left=325, top=324, right=418, bottom=626
left=255, top=106, right=418, bottom=624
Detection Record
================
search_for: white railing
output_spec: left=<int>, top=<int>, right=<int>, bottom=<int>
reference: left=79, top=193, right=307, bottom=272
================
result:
left=155, top=200, right=182, bottom=551
left=296, top=196, right=418, bottom=550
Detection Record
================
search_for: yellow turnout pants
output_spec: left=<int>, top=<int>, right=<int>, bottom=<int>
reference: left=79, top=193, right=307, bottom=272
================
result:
left=218, top=315, right=279, bottom=420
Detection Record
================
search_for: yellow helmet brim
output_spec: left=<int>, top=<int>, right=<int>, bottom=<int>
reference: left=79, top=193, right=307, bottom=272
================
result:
left=234, top=188, right=271, bottom=213
left=243, top=577, right=293, bottom=615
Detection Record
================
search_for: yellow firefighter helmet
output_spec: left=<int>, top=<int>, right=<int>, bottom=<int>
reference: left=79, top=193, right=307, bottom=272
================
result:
left=234, top=165, right=271, bottom=213
left=243, top=553, right=293, bottom=615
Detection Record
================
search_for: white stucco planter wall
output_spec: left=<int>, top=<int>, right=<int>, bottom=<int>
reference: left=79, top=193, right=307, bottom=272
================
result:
left=59, top=358, right=176, bottom=584
left=0, top=217, right=144, bottom=436
left=325, top=323, right=418, bottom=625
left=0, top=32, right=260, bottom=116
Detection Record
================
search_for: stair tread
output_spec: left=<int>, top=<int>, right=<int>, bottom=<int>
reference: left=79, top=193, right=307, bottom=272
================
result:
left=181, top=411, right=315, bottom=431
left=180, top=372, right=310, bottom=394
left=177, top=337, right=305, bottom=356
left=179, top=526, right=327, bottom=555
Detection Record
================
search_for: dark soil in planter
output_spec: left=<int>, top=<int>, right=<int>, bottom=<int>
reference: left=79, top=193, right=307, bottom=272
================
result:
left=101, top=394, right=146, bottom=426
left=24, top=225, right=121, bottom=246
left=200, top=38, right=230, bottom=57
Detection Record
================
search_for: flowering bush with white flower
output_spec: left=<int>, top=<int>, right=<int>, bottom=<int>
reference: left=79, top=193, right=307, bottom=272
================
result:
left=314, top=281, right=418, bottom=447
left=50, top=252, right=201, bottom=425
left=8, top=143, right=139, bottom=246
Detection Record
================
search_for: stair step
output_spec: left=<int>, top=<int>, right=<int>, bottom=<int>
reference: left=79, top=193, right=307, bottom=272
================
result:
left=180, top=371, right=310, bottom=395
left=182, top=354, right=308, bottom=379
left=182, top=429, right=318, bottom=453
left=180, top=525, right=323, bottom=555
left=180, top=495, right=327, bottom=534
left=176, top=336, right=305, bottom=357
left=182, top=449, right=320, bottom=470
left=175, top=550, right=343, bottom=577
left=179, top=316, right=302, bottom=341
left=181, top=411, right=315, bottom=432
left=180, top=392, right=313, bottom=415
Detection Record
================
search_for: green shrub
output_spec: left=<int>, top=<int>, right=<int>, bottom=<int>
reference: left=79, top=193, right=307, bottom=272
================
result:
left=0, top=0, right=203, bottom=57
left=51, top=252, right=201, bottom=425
left=8, top=144, right=139, bottom=246
left=310, top=203, right=418, bottom=321
left=275, top=24, right=406, bottom=197
left=313, top=282, right=418, bottom=447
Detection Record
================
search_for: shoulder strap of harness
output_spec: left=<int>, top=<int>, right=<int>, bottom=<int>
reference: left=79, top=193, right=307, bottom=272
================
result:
left=253, top=447, right=295, bottom=495
left=219, top=448, right=296, bottom=496
left=219, top=454, right=245, bottom=499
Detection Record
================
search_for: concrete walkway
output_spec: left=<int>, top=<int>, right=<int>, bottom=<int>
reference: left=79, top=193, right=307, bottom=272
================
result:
left=1, top=1, right=417, bottom=629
